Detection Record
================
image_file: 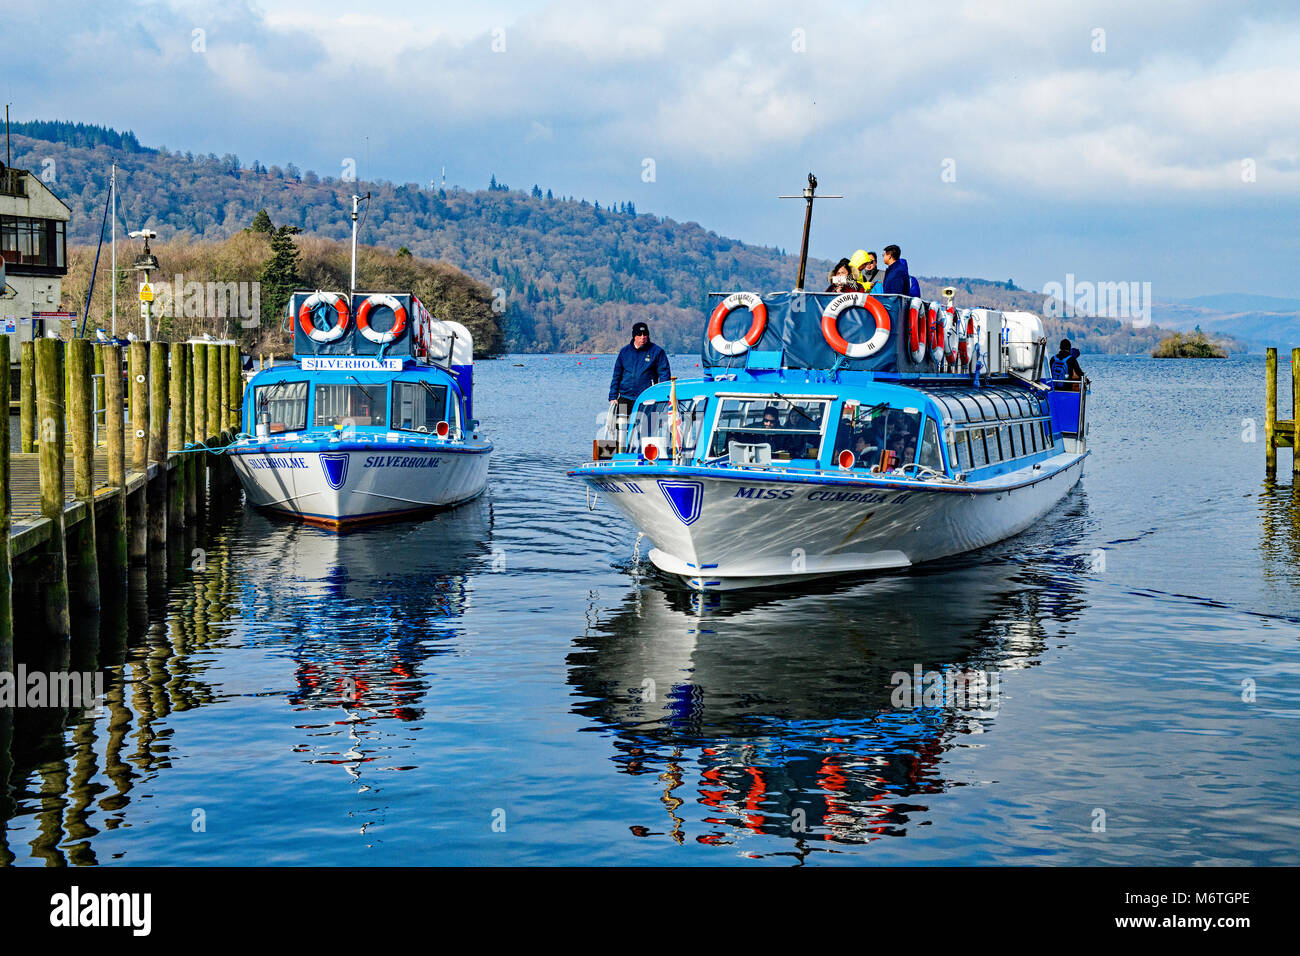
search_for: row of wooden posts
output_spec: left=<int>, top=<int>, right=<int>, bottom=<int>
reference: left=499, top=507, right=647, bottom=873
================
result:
left=1, top=334, right=245, bottom=654
left=1264, top=347, right=1299, bottom=479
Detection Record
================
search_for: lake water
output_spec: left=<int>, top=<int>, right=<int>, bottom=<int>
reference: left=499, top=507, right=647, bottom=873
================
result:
left=2, top=353, right=1298, bottom=866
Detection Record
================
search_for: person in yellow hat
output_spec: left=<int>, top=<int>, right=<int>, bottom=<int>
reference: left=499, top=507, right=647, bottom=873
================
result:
left=851, top=249, right=885, bottom=292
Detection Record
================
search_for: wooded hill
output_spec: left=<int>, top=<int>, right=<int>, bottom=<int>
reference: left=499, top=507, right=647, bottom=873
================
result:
left=14, top=120, right=1190, bottom=354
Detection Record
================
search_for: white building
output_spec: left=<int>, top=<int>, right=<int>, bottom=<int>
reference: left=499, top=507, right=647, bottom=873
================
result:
left=2, top=161, right=71, bottom=362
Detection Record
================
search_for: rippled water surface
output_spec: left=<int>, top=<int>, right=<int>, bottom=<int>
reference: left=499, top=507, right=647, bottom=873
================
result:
left=3, top=354, right=1298, bottom=865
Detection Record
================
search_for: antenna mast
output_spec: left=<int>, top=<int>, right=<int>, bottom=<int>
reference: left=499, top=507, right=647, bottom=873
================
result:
left=349, top=191, right=371, bottom=298
left=779, top=173, right=841, bottom=291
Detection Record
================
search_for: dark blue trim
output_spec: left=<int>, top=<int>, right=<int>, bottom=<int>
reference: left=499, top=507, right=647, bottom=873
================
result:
left=230, top=438, right=492, bottom=456
left=570, top=451, right=1087, bottom=495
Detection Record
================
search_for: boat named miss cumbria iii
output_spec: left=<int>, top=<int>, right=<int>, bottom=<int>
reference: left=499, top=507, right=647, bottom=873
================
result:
left=568, top=180, right=1089, bottom=590
left=229, top=290, right=491, bottom=527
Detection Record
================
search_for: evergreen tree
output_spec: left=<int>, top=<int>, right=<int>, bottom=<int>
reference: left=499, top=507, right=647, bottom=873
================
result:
left=489, top=174, right=498, bottom=191
left=249, top=208, right=274, bottom=234
left=397, top=246, right=412, bottom=258
left=259, top=225, right=302, bottom=329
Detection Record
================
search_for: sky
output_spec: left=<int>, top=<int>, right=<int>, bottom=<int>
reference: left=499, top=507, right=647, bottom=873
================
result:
left=4, top=0, right=1299, bottom=299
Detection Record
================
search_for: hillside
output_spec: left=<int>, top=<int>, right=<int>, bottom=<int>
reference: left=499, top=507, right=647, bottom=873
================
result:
left=63, top=228, right=504, bottom=355
left=13, top=119, right=1199, bottom=355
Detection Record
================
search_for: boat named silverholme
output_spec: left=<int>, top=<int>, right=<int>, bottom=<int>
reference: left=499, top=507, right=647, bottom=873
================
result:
left=569, top=286, right=1088, bottom=590
left=229, top=290, right=491, bottom=528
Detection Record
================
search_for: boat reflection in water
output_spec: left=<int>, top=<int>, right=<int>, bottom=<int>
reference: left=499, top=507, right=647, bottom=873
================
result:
left=568, top=542, right=1087, bottom=857
left=236, top=498, right=493, bottom=780
left=0, top=496, right=493, bottom=864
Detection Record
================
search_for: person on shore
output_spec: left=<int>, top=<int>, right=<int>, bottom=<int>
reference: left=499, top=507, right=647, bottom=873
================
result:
left=609, top=321, right=671, bottom=448
left=851, top=250, right=884, bottom=292
left=1050, top=338, right=1085, bottom=390
left=825, top=258, right=862, bottom=293
left=882, top=245, right=920, bottom=297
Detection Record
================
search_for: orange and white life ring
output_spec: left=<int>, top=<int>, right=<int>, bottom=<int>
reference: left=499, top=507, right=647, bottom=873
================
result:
left=907, top=297, right=928, bottom=364
left=298, top=292, right=350, bottom=343
left=356, top=294, right=408, bottom=345
left=957, top=310, right=977, bottom=366
left=929, top=304, right=950, bottom=365
left=821, top=293, right=891, bottom=359
left=707, top=292, right=767, bottom=356
left=942, top=308, right=959, bottom=366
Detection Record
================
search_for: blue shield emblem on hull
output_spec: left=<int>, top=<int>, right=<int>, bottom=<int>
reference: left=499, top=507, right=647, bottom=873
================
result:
left=657, top=479, right=703, bottom=526
left=319, top=453, right=350, bottom=490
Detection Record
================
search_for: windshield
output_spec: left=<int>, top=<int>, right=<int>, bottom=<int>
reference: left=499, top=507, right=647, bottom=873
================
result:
left=313, top=383, right=388, bottom=428
left=627, top=398, right=709, bottom=456
left=832, top=402, right=922, bottom=470
left=254, top=381, right=308, bottom=433
left=708, top=397, right=828, bottom=461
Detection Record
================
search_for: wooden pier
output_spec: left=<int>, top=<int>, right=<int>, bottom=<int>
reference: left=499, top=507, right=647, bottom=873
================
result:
left=1, top=334, right=245, bottom=648
left=1265, top=347, right=1299, bottom=479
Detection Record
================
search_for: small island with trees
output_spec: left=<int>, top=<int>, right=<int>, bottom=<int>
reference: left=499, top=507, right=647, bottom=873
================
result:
left=1152, top=329, right=1230, bottom=358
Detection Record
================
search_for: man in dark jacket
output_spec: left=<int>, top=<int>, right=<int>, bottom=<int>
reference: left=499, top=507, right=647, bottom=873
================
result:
left=609, top=322, right=671, bottom=449
left=881, top=245, right=919, bottom=296
left=1050, top=338, right=1085, bottom=390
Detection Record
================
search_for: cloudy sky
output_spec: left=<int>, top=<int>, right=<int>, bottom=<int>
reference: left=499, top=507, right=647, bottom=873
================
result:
left=5, top=0, right=1299, bottom=298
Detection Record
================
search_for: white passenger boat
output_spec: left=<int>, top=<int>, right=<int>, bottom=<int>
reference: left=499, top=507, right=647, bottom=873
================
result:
left=228, top=290, right=491, bottom=528
left=569, top=284, right=1088, bottom=590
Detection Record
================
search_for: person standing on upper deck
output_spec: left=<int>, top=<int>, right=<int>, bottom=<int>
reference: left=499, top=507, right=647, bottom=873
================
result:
left=881, top=245, right=920, bottom=297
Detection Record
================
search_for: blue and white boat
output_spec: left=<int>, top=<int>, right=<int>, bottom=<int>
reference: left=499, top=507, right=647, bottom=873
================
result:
left=569, top=287, right=1089, bottom=590
left=229, top=290, right=491, bottom=528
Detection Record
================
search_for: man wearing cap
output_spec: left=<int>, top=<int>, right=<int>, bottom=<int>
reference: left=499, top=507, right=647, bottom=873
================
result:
left=609, top=322, right=672, bottom=449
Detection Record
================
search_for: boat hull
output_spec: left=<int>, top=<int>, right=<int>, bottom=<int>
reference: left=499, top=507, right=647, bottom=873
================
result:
left=572, top=454, right=1085, bottom=590
left=230, top=441, right=492, bottom=528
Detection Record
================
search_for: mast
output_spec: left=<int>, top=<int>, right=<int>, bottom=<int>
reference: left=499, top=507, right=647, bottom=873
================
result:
left=111, top=164, right=117, bottom=337
left=349, top=191, right=370, bottom=298
left=780, top=173, right=841, bottom=291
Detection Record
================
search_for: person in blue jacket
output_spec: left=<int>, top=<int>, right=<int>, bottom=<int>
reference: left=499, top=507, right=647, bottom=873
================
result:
left=609, top=321, right=671, bottom=447
left=881, top=245, right=920, bottom=296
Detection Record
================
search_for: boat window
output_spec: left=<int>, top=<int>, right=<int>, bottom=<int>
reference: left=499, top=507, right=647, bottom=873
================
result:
left=969, top=427, right=989, bottom=467
left=710, top=397, right=829, bottom=462
left=313, top=383, right=388, bottom=428
left=1007, top=423, right=1020, bottom=458
left=832, top=402, right=920, bottom=470
left=630, top=397, right=709, bottom=456
left=919, top=418, right=944, bottom=472
left=391, top=381, right=448, bottom=433
left=253, top=381, right=308, bottom=433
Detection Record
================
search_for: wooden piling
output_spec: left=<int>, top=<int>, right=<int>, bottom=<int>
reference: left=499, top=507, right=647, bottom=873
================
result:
left=207, top=344, right=220, bottom=443
left=193, top=344, right=208, bottom=507
left=1293, top=348, right=1299, bottom=479
left=1266, top=347, right=1277, bottom=478
left=184, top=344, right=197, bottom=519
left=35, top=338, right=71, bottom=637
left=148, top=341, right=168, bottom=551
left=228, top=343, right=242, bottom=432
left=128, top=341, right=149, bottom=563
left=68, top=338, right=101, bottom=611
left=19, top=340, right=35, bottom=453
left=100, top=344, right=129, bottom=585
left=169, top=343, right=186, bottom=531
left=1, top=334, right=12, bottom=666
left=93, top=344, right=106, bottom=439
left=219, top=344, right=231, bottom=434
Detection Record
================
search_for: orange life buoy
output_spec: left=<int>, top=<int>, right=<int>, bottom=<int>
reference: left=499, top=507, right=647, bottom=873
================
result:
left=356, top=294, right=408, bottom=345
left=821, top=293, right=891, bottom=359
left=298, top=292, right=350, bottom=343
left=707, top=292, right=766, bottom=356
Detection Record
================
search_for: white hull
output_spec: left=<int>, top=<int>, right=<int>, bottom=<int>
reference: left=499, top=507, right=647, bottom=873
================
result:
left=230, top=443, right=491, bottom=527
left=578, top=453, right=1085, bottom=589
